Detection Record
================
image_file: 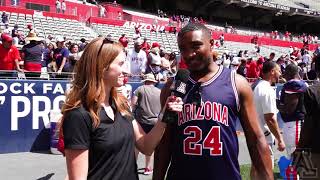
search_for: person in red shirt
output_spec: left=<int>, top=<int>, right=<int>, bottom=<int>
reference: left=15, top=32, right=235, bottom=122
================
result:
left=247, top=57, right=264, bottom=80
left=0, top=33, right=22, bottom=77
left=141, top=38, right=150, bottom=52
left=118, top=34, right=128, bottom=48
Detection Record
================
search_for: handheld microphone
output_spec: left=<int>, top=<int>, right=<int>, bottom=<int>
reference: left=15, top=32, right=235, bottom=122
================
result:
left=161, top=69, right=190, bottom=124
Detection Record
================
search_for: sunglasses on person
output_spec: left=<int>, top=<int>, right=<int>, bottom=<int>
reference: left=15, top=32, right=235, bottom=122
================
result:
left=97, top=37, right=114, bottom=58
left=96, top=38, right=115, bottom=71
left=186, top=82, right=202, bottom=107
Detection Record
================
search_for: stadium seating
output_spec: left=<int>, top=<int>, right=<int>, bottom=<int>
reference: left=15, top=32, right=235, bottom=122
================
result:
left=91, top=23, right=179, bottom=52
left=1, top=11, right=96, bottom=43
left=217, top=41, right=290, bottom=60
left=0, top=9, right=311, bottom=58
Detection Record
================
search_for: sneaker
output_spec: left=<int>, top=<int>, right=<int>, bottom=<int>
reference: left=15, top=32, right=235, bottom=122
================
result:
left=143, top=168, right=153, bottom=175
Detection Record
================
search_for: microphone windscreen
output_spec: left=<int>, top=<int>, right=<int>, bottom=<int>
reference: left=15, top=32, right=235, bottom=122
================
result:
left=175, top=69, right=190, bottom=83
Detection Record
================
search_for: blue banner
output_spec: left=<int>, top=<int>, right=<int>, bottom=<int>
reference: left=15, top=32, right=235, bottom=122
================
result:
left=0, top=79, right=71, bottom=153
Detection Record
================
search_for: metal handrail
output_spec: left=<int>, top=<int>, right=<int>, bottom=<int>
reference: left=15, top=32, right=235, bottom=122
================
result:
left=0, top=70, right=74, bottom=80
left=0, top=70, right=145, bottom=81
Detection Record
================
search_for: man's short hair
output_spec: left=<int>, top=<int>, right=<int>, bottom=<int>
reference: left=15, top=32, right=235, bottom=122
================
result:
left=262, top=61, right=277, bottom=74
left=178, top=23, right=211, bottom=39
left=284, top=64, right=299, bottom=79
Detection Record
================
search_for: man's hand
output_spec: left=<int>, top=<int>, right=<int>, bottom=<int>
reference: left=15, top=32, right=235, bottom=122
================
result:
left=57, top=69, right=62, bottom=75
left=166, top=96, right=183, bottom=112
left=277, top=139, right=286, bottom=151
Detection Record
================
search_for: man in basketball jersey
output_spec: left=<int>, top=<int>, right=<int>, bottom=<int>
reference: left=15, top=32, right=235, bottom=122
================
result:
left=153, top=23, right=273, bottom=180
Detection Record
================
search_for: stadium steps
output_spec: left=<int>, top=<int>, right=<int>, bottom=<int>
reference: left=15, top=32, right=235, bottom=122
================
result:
left=90, top=23, right=179, bottom=52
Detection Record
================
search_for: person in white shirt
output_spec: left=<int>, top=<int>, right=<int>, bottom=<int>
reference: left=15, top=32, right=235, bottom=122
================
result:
left=230, top=56, right=240, bottom=71
left=222, top=55, right=231, bottom=68
left=288, top=46, right=294, bottom=54
left=125, top=38, right=147, bottom=81
left=219, top=34, right=224, bottom=47
left=253, top=61, right=285, bottom=168
left=61, top=0, right=66, bottom=14
left=148, top=48, right=164, bottom=82
left=99, top=5, right=106, bottom=17
left=132, top=32, right=141, bottom=40
left=55, top=0, right=61, bottom=13
left=302, top=50, right=312, bottom=72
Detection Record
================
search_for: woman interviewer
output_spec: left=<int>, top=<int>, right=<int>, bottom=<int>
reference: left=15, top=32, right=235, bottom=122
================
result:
left=60, top=37, right=182, bottom=180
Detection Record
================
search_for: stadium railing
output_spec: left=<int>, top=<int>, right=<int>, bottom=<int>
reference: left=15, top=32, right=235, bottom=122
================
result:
left=0, top=70, right=73, bottom=80
left=0, top=70, right=147, bottom=82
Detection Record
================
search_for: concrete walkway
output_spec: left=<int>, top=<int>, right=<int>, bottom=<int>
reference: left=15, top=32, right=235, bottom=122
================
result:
left=0, top=134, right=285, bottom=180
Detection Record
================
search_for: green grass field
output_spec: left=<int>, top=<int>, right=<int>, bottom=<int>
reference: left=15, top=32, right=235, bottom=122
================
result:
left=240, top=164, right=281, bottom=180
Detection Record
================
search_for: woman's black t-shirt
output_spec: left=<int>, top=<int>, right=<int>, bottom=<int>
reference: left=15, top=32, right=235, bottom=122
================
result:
left=63, top=104, right=138, bottom=180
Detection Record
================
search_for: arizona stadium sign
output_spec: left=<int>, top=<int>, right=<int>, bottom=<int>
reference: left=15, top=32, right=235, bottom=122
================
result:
left=122, top=21, right=165, bottom=31
left=240, top=0, right=290, bottom=11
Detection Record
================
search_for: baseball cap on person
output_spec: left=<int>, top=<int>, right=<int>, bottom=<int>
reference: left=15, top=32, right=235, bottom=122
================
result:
left=152, top=42, right=160, bottom=48
left=283, top=80, right=307, bottom=94
left=142, top=73, right=158, bottom=83
left=1, top=33, right=12, bottom=42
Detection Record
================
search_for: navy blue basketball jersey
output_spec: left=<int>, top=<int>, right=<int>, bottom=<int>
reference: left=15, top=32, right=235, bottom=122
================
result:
left=166, top=66, right=241, bottom=180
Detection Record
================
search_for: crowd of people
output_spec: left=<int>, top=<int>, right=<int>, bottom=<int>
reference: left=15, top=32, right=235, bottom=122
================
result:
left=0, top=28, right=88, bottom=79
left=0, top=23, right=179, bottom=82
left=268, top=31, right=319, bottom=44
left=215, top=44, right=319, bottom=84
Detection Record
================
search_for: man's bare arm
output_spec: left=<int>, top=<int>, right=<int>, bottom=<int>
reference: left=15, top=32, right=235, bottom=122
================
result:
left=153, top=79, right=174, bottom=180
left=236, top=74, right=273, bottom=180
left=264, top=114, right=285, bottom=151
left=14, top=59, right=23, bottom=72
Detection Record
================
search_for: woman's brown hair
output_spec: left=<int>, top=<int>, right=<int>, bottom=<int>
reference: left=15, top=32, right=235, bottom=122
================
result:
left=60, top=37, right=131, bottom=132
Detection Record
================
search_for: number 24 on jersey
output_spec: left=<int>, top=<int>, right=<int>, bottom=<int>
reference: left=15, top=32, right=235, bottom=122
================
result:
left=183, top=126, right=223, bottom=156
